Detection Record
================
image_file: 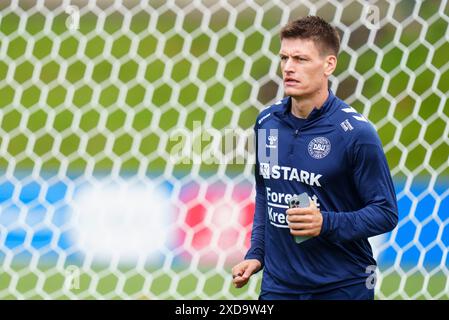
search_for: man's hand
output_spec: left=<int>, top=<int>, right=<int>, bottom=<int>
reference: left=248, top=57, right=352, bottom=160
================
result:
left=231, top=259, right=262, bottom=288
left=286, top=199, right=323, bottom=237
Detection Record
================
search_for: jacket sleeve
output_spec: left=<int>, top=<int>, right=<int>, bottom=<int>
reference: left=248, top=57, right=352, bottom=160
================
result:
left=244, top=127, right=266, bottom=267
left=320, top=130, right=398, bottom=242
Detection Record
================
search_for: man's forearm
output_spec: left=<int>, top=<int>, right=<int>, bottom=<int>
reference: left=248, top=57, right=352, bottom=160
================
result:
left=320, top=201, right=398, bottom=242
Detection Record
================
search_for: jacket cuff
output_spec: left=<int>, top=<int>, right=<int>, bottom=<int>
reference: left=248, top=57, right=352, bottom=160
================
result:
left=320, top=211, right=331, bottom=237
left=244, top=252, right=264, bottom=271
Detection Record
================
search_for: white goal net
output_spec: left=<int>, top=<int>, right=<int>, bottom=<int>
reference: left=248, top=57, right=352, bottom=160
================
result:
left=0, top=0, right=448, bottom=299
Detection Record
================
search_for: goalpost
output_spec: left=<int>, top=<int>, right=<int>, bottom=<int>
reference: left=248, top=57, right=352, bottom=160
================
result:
left=0, top=0, right=448, bottom=299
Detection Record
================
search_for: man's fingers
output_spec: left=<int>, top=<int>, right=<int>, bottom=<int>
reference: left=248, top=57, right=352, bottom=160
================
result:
left=288, top=222, right=310, bottom=230
left=232, top=268, right=254, bottom=288
left=231, top=265, right=244, bottom=278
left=289, top=220, right=322, bottom=231
left=287, top=214, right=313, bottom=223
left=286, top=208, right=313, bottom=215
left=290, top=228, right=317, bottom=237
left=242, top=265, right=256, bottom=279
left=232, top=275, right=249, bottom=288
left=233, top=280, right=247, bottom=288
left=308, top=197, right=317, bottom=209
left=231, top=260, right=261, bottom=288
left=231, top=266, right=241, bottom=275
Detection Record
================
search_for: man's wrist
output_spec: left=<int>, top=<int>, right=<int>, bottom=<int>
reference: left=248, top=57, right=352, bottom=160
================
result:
left=244, top=255, right=264, bottom=271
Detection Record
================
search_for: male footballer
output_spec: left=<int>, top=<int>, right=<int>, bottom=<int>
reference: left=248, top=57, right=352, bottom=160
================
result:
left=232, top=16, right=398, bottom=300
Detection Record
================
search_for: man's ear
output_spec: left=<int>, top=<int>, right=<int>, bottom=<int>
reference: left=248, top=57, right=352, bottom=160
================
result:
left=324, top=55, right=337, bottom=76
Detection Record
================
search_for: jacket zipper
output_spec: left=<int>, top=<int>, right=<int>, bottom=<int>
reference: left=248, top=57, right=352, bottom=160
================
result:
left=290, top=129, right=300, bottom=155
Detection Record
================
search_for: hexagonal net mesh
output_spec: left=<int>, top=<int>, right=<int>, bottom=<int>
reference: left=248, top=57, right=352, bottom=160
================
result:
left=0, top=0, right=448, bottom=299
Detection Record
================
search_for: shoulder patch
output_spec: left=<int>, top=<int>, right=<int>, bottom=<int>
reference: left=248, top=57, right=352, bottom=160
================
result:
left=341, top=107, right=358, bottom=113
left=352, top=115, right=368, bottom=122
left=340, top=119, right=354, bottom=132
left=340, top=106, right=369, bottom=123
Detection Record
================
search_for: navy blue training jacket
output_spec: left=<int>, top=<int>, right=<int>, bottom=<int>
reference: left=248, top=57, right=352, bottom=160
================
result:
left=245, top=90, right=398, bottom=294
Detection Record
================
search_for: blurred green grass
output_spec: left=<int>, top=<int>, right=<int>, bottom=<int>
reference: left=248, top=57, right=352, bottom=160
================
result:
left=0, top=263, right=260, bottom=299
left=1, top=264, right=447, bottom=299
left=0, top=7, right=448, bottom=179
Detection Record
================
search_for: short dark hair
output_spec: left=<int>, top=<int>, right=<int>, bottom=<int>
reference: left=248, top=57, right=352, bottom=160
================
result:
left=280, top=16, right=340, bottom=56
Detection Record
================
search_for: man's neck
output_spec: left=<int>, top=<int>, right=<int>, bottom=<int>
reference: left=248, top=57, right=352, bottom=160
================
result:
left=291, top=88, right=329, bottom=119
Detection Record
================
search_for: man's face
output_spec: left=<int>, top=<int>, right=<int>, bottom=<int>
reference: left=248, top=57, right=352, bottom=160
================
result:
left=279, top=37, right=335, bottom=98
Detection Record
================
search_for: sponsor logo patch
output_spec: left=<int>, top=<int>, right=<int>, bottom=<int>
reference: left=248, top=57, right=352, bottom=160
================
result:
left=266, top=134, right=277, bottom=149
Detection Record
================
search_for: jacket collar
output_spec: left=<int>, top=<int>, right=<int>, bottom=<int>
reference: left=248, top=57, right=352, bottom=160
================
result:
left=274, top=89, right=336, bottom=123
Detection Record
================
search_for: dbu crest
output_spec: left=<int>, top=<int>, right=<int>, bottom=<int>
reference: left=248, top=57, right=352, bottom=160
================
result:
left=308, top=137, right=331, bottom=159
